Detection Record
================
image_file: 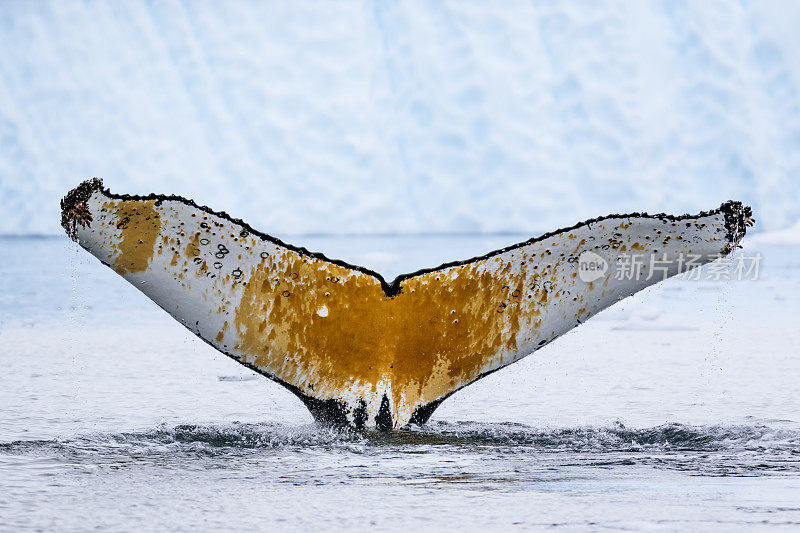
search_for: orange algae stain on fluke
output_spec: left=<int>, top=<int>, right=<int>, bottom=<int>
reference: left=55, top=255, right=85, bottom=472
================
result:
left=233, top=250, right=529, bottom=422
left=111, top=200, right=161, bottom=274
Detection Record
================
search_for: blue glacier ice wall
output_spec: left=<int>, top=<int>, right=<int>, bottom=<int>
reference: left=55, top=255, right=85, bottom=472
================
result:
left=1, top=1, right=799, bottom=235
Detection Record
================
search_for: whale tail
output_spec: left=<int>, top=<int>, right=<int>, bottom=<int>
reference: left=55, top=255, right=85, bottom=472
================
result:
left=62, top=179, right=751, bottom=430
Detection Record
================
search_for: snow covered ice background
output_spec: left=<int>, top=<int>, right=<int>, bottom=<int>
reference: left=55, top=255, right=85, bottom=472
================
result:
left=1, top=0, right=800, bottom=236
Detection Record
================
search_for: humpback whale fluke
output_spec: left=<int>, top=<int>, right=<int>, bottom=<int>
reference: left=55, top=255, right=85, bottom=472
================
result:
left=61, top=179, right=752, bottom=430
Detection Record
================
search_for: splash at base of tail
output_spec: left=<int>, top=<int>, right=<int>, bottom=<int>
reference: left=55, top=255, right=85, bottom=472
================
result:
left=61, top=179, right=752, bottom=430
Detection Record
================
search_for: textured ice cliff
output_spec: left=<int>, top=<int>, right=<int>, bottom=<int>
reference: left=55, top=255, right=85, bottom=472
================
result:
left=1, top=1, right=798, bottom=235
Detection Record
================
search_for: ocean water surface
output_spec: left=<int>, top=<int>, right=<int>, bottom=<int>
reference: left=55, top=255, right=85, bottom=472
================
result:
left=1, top=236, right=799, bottom=531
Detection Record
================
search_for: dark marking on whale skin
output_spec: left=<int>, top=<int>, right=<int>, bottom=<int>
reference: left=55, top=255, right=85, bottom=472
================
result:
left=353, top=399, right=368, bottom=430
left=408, top=399, right=443, bottom=426
left=375, top=394, right=392, bottom=431
left=302, top=395, right=350, bottom=427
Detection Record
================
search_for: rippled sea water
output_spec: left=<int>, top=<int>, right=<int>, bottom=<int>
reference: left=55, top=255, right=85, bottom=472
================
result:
left=1, top=236, right=798, bottom=531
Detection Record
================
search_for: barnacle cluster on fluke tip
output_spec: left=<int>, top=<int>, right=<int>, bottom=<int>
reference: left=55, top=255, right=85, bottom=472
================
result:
left=61, top=177, right=103, bottom=240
